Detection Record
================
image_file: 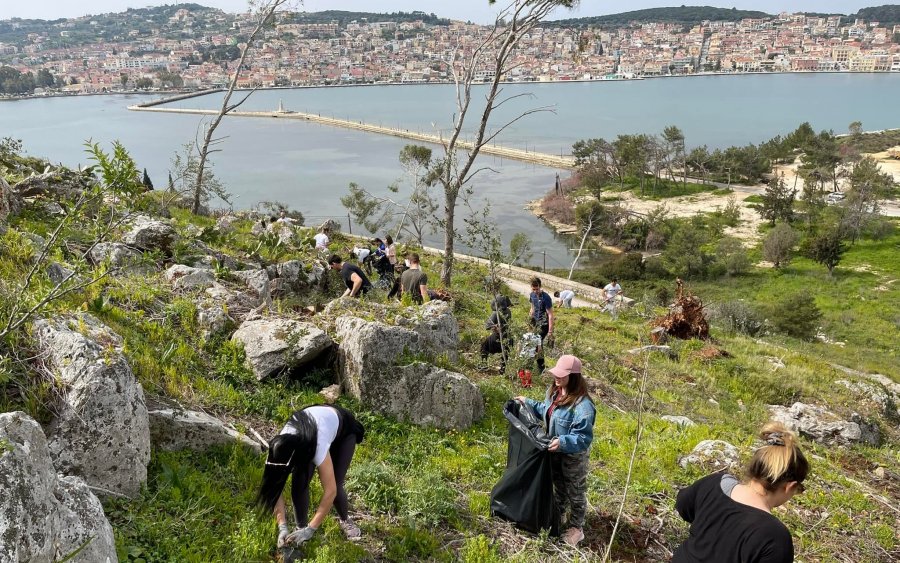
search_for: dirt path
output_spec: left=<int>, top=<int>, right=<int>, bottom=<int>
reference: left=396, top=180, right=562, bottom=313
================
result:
left=499, top=276, right=601, bottom=309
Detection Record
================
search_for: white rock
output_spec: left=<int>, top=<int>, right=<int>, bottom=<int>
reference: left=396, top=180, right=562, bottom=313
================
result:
left=148, top=408, right=262, bottom=452
left=335, top=315, right=482, bottom=429
left=122, top=215, right=176, bottom=252
left=661, top=415, right=695, bottom=427
left=165, top=264, right=216, bottom=290
left=88, top=242, right=151, bottom=274
left=0, top=411, right=117, bottom=563
left=231, top=317, right=333, bottom=380
left=319, top=384, right=341, bottom=404
left=679, top=439, right=740, bottom=470
left=34, top=314, right=150, bottom=497
left=768, top=402, right=880, bottom=446
left=233, top=269, right=271, bottom=305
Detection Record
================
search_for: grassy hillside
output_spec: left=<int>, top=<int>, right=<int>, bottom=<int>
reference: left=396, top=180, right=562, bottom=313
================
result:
left=1, top=144, right=898, bottom=562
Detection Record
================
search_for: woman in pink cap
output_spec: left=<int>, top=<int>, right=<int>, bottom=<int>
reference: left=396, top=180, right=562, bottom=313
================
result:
left=516, top=354, right=596, bottom=546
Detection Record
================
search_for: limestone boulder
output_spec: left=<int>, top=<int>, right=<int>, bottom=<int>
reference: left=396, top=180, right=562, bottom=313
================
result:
left=335, top=315, right=482, bottom=429
left=88, top=242, right=152, bottom=274
left=148, top=407, right=262, bottom=452
left=122, top=215, right=176, bottom=253
left=679, top=439, right=740, bottom=471
left=47, top=262, right=76, bottom=285
left=627, top=345, right=677, bottom=359
left=396, top=300, right=460, bottom=362
left=233, top=269, right=271, bottom=305
left=661, top=415, right=695, bottom=427
left=768, top=402, right=880, bottom=446
left=1, top=175, right=22, bottom=220
left=231, top=317, right=333, bottom=380
left=0, top=411, right=117, bottom=563
left=34, top=314, right=150, bottom=497
left=165, top=264, right=216, bottom=291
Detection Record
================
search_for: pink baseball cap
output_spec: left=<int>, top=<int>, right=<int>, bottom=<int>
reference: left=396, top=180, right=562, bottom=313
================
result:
left=549, top=355, right=582, bottom=378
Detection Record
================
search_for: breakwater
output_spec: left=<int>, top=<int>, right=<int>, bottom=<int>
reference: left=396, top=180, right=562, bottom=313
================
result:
left=128, top=103, right=576, bottom=170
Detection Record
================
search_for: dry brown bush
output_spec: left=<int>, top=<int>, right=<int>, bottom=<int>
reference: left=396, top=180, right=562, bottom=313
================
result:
left=540, top=193, right=575, bottom=225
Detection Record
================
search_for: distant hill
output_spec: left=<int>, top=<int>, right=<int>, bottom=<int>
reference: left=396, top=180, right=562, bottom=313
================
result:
left=848, top=5, right=900, bottom=25
left=290, top=10, right=449, bottom=26
left=546, top=6, right=773, bottom=28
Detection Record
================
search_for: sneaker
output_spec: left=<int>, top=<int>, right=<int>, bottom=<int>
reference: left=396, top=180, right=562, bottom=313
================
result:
left=562, top=527, right=584, bottom=547
left=339, top=518, right=362, bottom=541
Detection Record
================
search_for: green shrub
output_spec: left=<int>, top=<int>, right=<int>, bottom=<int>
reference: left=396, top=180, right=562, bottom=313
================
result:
left=460, top=535, right=502, bottom=563
left=402, top=469, right=458, bottom=526
left=346, top=461, right=402, bottom=514
left=384, top=525, right=442, bottom=562
left=767, top=291, right=822, bottom=340
left=708, top=300, right=765, bottom=336
left=603, top=251, right=645, bottom=280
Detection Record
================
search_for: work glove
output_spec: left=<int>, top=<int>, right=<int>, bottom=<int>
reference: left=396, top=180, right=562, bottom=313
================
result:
left=285, top=526, right=317, bottom=545
left=277, top=523, right=291, bottom=548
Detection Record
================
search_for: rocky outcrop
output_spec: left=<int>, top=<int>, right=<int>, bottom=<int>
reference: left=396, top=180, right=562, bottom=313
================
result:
left=233, top=269, right=271, bottom=305
left=231, top=317, right=333, bottom=380
left=47, top=262, right=76, bottom=285
left=679, top=440, right=740, bottom=471
left=0, top=175, right=21, bottom=221
left=88, top=242, right=151, bottom=274
left=34, top=314, right=150, bottom=497
left=334, top=315, right=482, bottom=429
left=165, top=264, right=216, bottom=291
left=148, top=407, right=262, bottom=452
left=122, top=215, right=176, bottom=253
left=627, top=345, right=677, bottom=359
left=768, top=402, right=880, bottom=446
left=396, top=300, right=460, bottom=362
left=0, top=411, right=117, bottom=563
left=661, top=415, right=695, bottom=427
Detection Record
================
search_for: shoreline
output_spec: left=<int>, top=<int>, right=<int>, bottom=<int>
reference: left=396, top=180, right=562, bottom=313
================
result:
left=3, top=69, right=900, bottom=103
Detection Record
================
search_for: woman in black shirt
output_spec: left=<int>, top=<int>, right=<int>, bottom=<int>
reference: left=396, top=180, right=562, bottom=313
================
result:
left=674, top=422, right=809, bottom=563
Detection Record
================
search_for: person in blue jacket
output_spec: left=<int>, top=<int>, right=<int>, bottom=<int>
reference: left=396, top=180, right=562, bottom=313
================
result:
left=516, top=354, right=595, bottom=547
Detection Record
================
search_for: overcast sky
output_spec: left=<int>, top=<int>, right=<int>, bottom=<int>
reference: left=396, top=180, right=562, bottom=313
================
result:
left=0, top=1, right=874, bottom=24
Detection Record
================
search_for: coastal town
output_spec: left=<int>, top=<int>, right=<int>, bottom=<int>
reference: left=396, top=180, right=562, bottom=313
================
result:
left=0, top=4, right=899, bottom=95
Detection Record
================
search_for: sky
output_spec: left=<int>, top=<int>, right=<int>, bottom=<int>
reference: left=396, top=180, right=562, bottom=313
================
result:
left=0, top=1, right=877, bottom=24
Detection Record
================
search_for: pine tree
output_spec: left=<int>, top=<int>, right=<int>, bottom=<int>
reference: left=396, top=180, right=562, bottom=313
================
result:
left=141, top=168, right=154, bottom=190
left=758, top=172, right=796, bottom=226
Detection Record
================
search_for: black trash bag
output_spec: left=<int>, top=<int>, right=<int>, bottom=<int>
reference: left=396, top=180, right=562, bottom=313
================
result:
left=490, top=400, right=560, bottom=536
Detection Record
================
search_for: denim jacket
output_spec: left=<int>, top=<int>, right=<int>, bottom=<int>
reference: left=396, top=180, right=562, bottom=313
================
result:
left=525, top=388, right=596, bottom=454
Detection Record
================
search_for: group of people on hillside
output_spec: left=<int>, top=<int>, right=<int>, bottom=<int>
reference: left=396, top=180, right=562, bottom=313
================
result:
left=326, top=240, right=430, bottom=306
left=257, top=348, right=808, bottom=559
left=256, top=231, right=805, bottom=560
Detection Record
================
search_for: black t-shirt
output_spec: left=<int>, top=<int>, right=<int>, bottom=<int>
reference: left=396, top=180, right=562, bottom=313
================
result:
left=340, top=262, right=371, bottom=294
left=674, top=472, right=794, bottom=563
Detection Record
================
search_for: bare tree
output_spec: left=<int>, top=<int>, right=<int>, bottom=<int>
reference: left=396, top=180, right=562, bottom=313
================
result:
left=568, top=204, right=600, bottom=280
left=433, top=0, right=579, bottom=286
left=191, top=0, right=295, bottom=214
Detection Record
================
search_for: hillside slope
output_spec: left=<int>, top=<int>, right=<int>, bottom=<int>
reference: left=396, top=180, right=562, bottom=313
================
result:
left=1, top=145, right=898, bottom=562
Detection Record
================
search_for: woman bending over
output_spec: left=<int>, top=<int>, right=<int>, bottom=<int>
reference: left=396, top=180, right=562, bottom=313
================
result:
left=673, top=422, right=809, bottom=563
left=256, top=405, right=365, bottom=547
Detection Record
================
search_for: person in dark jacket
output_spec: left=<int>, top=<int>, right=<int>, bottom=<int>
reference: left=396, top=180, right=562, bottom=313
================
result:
left=515, top=354, right=595, bottom=547
left=480, top=294, right=513, bottom=371
left=256, top=405, right=366, bottom=548
left=673, top=422, right=809, bottom=563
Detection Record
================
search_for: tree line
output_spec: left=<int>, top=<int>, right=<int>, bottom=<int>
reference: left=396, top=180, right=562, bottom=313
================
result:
left=0, top=66, right=59, bottom=94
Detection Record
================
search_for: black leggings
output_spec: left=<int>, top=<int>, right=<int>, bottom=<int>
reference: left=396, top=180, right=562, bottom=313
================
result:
left=290, top=433, right=357, bottom=526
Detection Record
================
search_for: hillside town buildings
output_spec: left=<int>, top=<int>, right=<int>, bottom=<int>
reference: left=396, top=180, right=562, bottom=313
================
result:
left=1, top=7, right=898, bottom=95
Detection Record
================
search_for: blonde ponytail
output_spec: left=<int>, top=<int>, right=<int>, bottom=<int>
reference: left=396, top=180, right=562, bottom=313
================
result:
left=747, top=422, right=809, bottom=491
